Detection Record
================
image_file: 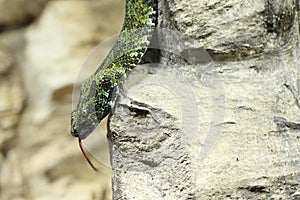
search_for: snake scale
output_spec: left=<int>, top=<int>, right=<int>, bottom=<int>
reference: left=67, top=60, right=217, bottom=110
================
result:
left=70, top=0, right=158, bottom=169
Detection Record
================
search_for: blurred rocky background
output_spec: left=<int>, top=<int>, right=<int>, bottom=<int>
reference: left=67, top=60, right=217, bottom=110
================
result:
left=0, top=0, right=124, bottom=199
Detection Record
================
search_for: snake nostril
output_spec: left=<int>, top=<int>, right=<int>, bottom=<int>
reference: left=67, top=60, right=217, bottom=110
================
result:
left=71, top=127, right=79, bottom=137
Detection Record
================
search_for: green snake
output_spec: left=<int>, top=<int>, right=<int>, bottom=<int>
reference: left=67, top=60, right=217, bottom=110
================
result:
left=70, top=0, right=158, bottom=169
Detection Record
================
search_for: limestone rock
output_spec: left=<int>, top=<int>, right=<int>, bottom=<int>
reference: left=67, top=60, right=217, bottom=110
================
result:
left=161, top=0, right=298, bottom=60
left=111, top=0, right=300, bottom=199
left=0, top=0, right=50, bottom=28
left=0, top=47, right=24, bottom=147
left=0, top=48, right=13, bottom=75
left=0, top=29, right=26, bottom=55
left=0, top=45, right=25, bottom=200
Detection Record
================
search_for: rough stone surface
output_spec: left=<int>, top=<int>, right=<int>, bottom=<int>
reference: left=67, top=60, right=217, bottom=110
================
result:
left=109, top=0, right=300, bottom=199
left=160, top=0, right=299, bottom=61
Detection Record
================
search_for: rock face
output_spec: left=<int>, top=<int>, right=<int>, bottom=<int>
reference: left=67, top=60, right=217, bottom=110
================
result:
left=109, top=0, right=300, bottom=199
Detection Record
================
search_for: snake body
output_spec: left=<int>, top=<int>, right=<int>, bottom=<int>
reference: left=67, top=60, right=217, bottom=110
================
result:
left=71, top=0, right=158, bottom=140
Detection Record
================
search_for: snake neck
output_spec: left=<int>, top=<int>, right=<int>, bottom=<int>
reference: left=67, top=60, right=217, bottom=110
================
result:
left=95, top=0, right=158, bottom=74
left=123, top=0, right=158, bottom=30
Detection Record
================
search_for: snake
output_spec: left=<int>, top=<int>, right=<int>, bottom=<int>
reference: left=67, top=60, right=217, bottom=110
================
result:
left=70, top=0, right=158, bottom=170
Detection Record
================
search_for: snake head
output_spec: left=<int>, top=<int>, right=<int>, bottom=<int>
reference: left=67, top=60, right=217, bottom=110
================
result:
left=70, top=108, right=99, bottom=140
left=70, top=76, right=111, bottom=140
left=70, top=65, right=123, bottom=139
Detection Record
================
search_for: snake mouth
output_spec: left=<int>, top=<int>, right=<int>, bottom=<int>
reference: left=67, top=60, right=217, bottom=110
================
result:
left=70, top=127, right=79, bottom=137
left=70, top=117, right=79, bottom=137
left=71, top=119, right=99, bottom=140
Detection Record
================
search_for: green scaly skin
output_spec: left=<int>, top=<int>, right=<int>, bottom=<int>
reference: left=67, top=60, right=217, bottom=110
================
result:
left=70, top=0, right=158, bottom=140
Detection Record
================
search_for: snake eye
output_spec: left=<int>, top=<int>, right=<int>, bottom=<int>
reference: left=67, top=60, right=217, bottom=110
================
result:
left=82, top=109, right=87, bottom=116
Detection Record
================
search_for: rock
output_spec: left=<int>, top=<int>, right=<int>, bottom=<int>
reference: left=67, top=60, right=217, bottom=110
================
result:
left=0, top=0, right=50, bottom=29
left=0, top=48, right=25, bottom=200
left=161, top=0, right=266, bottom=59
left=0, top=47, right=13, bottom=75
left=0, top=29, right=26, bottom=55
left=111, top=0, right=300, bottom=199
left=161, top=0, right=298, bottom=61
left=0, top=47, right=24, bottom=148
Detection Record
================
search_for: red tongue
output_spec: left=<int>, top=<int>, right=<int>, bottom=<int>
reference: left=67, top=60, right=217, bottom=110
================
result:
left=78, top=138, right=98, bottom=171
